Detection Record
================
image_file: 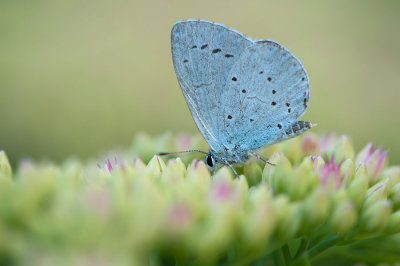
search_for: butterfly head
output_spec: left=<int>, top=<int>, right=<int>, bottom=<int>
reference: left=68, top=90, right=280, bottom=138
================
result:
left=205, top=152, right=216, bottom=169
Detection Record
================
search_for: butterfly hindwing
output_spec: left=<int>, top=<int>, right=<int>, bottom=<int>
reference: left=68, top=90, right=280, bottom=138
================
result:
left=220, top=41, right=310, bottom=150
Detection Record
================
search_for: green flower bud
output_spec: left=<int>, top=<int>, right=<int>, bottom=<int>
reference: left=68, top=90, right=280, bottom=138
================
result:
left=340, top=158, right=355, bottom=187
left=319, top=133, right=339, bottom=153
left=274, top=196, right=301, bottom=241
left=147, top=155, right=166, bottom=176
left=242, top=186, right=275, bottom=245
left=360, top=200, right=392, bottom=233
left=310, top=154, right=325, bottom=173
left=329, top=200, right=357, bottom=234
left=317, top=157, right=342, bottom=190
left=288, top=157, right=319, bottom=200
left=233, top=175, right=249, bottom=200
left=270, top=138, right=303, bottom=164
left=364, top=180, right=388, bottom=209
left=389, top=183, right=400, bottom=210
left=213, top=166, right=234, bottom=182
left=262, top=152, right=292, bottom=193
left=382, top=166, right=400, bottom=187
left=131, top=132, right=158, bottom=162
left=161, top=158, right=186, bottom=184
left=332, top=135, right=355, bottom=162
left=0, top=151, right=12, bottom=177
left=384, top=211, right=400, bottom=233
left=243, top=157, right=263, bottom=186
left=356, top=143, right=388, bottom=183
left=186, top=160, right=211, bottom=187
left=302, top=187, right=330, bottom=232
left=347, top=164, right=369, bottom=208
left=133, top=157, right=147, bottom=172
left=301, top=132, right=319, bottom=155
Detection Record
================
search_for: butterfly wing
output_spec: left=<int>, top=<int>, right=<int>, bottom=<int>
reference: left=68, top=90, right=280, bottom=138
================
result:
left=171, top=19, right=253, bottom=151
left=219, top=41, right=311, bottom=150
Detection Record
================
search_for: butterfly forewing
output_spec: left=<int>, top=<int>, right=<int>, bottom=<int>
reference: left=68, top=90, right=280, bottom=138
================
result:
left=171, top=20, right=253, bottom=150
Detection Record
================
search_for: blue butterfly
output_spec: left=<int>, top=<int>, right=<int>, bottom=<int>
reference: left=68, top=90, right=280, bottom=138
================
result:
left=166, top=19, right=313, bottom=176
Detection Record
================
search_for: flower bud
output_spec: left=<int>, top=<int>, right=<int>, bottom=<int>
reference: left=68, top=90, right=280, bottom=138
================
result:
left=242, top=186, right=275, bottom=245
left=209, top=167, right=236, bottom=205
left=147, top=155, right=166, bottom=176
left=319, top=133, right=339, bottom=153
left=317, top=157, right=342, bottom=190
left=186, top=160, right=211, bottom=186
left=356, top=143, right=388, bottom=183
left=213, top=166, right=234, bottom=182
left=384, top=211, right=400, bottom=234
left=389, top=183, right=400, bottom=210
left=131, top=132, right=157, bottom=162
left=347, top=164, right=369, bottom=208
left=382, top=166, right=400, bottom=187
left=302, top=187, right=330, bottom=231
left=133, top=157, right=147, bottom=172
left=262, top=153, right=292, bottom=192
left=332, top=135, right=355, bottom=162
left=274, top=196, right=301, bottom=241
left=0, top=151, right=12, bottom=177
left=161, top=158, right=186, bottom=184
left=233, top=175, right=249, bottom=200
left=266, top=138, right=301, bottom=165
left=301, top=133, right=319, bottom=155
left=243, top=158, right=262, bottom=186
left=310, top=154, right=325, bottom=173
left=360, top=200, right=391, bottom=233
left=364, top=180, right=388, bottom=209
left=288, top=157, right=318, bottom=200
left=329, top=200, right=357, bottom=234
left=340, top=158, right=355, bottom=187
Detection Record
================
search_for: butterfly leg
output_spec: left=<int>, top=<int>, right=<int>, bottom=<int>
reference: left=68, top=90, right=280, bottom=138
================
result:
left=249, top=151, right=275, bottom=166
left=225, top=162, right=239, bottom=177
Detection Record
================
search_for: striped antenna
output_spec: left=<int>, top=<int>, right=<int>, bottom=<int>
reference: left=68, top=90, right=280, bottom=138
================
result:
left=157, top=150, right=207, bottom=156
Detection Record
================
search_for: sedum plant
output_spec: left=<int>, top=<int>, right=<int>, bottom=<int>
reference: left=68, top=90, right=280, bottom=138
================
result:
left=0, top=133, right=399, bottom=266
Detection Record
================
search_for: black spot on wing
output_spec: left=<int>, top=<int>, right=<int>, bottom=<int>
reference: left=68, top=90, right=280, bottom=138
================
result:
left=212, top=48, right=221, bottom=53
left=201, top=44, right=208, bottom=49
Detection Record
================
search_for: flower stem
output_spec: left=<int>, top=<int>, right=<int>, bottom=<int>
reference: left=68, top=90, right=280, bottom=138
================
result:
left=308, top=235, right=342, bottom=260
left=294, top=238, right=309, bottom=259
left=282, top=244, right=291, bottom=266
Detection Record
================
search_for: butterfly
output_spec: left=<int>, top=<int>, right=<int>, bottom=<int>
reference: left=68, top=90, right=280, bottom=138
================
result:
left=165, top=19, right=313, bottom=176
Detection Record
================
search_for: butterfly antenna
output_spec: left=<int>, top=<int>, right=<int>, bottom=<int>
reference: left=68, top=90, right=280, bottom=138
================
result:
left=157, top=150, right=207, bottom=156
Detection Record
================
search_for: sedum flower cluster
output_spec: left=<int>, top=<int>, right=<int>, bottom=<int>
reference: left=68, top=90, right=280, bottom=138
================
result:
left=0, top=133, right=399, bottom=266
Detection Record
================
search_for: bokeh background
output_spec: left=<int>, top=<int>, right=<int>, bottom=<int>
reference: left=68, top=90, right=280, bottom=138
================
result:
left=0, top=0, right=399, bottom=166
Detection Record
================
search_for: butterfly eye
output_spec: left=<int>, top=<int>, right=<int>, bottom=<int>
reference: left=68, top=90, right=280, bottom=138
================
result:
left=206, top=154, right=214, bottom=167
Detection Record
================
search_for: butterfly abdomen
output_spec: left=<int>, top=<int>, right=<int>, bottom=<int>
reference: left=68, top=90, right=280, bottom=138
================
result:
left=285, top=121, right=312, bottom=137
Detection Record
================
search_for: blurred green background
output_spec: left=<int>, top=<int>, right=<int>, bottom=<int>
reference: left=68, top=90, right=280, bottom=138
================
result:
left=0, top=0, right=399, bottom=165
